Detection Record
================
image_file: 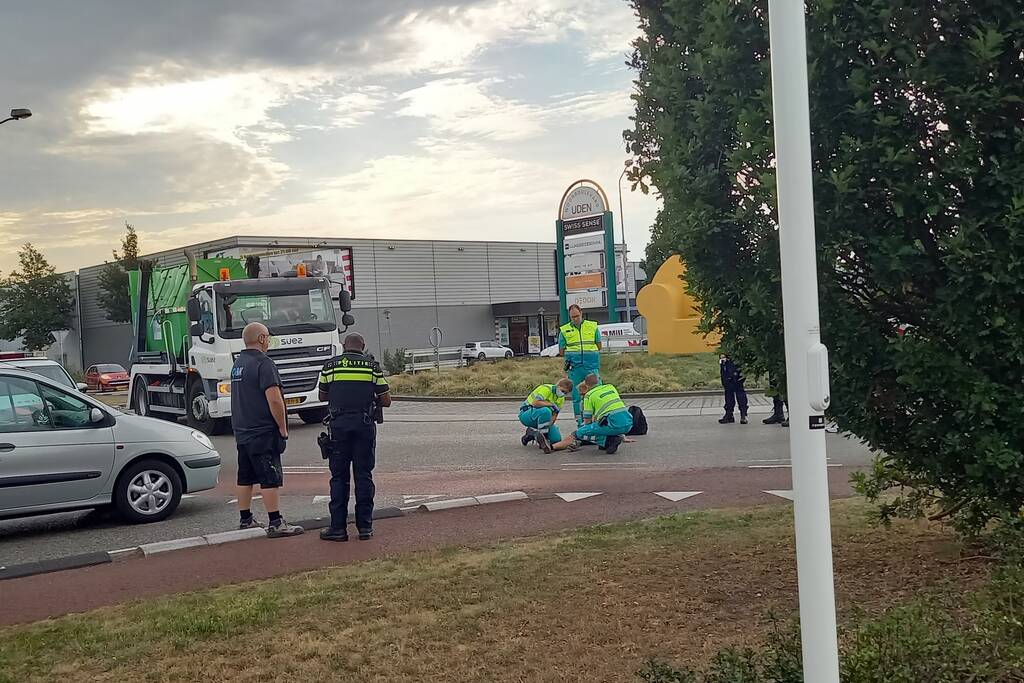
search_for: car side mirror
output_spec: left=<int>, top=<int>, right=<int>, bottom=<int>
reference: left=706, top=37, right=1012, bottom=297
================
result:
left=77, top=382, right=88, bottom=392
left=190, top=322, right=205, bottom=337
left=336, top=289, right=352, bottom=312
left=90, top=408, right=105, bottom=424
left=186, top=298, right=202, bottom=322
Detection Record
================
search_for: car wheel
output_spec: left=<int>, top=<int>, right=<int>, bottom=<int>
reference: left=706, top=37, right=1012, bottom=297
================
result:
left=478, top=352, right=486, bottom=360
left=186, top=381, right=230, bottom=435
left=505, top=351, right=513, bottom=359
left=299, top=407, right=329, bottom=424
left=114, top=459, right=182, bottom=524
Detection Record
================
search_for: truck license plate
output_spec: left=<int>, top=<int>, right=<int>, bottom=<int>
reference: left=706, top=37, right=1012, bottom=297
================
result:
left=285, top=397, right=304, bottom=406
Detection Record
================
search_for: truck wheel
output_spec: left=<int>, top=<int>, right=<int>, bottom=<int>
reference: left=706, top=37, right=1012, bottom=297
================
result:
left=186, top=382, right=230, bottom=436
left=299, top=407, right=329, bottom=424
left=114, top=459, right=182, bottom=524
left=133, top=379, right=151, bottom=417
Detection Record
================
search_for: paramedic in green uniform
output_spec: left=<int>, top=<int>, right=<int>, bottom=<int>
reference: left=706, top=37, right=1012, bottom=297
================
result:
left=519, top=378, right=574, bottom=454
left=555, top=374, right=632, bottom=454
left=558, top=304, right=602, bottom=427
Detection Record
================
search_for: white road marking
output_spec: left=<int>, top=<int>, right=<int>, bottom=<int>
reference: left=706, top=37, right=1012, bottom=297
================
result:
left=555, top=492, right=603, bottom=502
left=402, top=494, right=446, bottom=505
left=226, top=494, right=262, bottom=505
left=747, top=464, right=844, bottom=469
left=312, top=495, right=331, bottom=504
left=561, top=461, right=643, bottom=466
left=763, top=490, right=795, bottom=500
left=653, top=491, right=703, bottom=502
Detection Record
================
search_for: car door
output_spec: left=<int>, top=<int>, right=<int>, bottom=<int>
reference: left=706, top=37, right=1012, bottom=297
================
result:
left=481, top=342, right=496, bottom=359
left=0, top=376, right=116, bottom=513
left=85, top=365, right=97, bottom=390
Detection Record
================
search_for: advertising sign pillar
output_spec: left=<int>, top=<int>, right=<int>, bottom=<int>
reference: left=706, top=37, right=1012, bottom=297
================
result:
left=556, top=180, right=618, bottom=323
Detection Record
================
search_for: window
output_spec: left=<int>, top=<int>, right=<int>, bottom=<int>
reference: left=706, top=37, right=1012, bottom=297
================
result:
left=0, top=377, right=50, bottom=433
left=216, top=286, right=337, bottom=339
left=38, top=384, right=94, bottom=429
left=21, top=364, right=75, bottom=389
left=96, top=364, right=125, bottom=373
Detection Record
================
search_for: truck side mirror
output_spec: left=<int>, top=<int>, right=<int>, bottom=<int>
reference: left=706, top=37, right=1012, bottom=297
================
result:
left=190, top=322, right=205, bottom=337
left=341, top=313, right=355, bottom=329
left=336, top=289, right=352, bottom=312
left=186, top=298, right=201, bottom=322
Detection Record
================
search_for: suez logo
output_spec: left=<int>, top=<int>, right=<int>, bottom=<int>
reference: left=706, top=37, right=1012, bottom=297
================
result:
left=267, top=336, right=304, bottom=349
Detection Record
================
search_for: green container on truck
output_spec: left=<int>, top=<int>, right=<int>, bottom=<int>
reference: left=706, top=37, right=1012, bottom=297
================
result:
left=128, top=258, right=248, bottom=361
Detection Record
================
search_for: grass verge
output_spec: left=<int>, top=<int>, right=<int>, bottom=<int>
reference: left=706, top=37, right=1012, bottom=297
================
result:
left=0, top=500, right=1007, bottom=683
left=387, top=352, right=760, bottom=397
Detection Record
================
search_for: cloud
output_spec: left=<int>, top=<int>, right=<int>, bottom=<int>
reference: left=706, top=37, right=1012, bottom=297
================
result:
left=329, top=87, right=391, bottom=128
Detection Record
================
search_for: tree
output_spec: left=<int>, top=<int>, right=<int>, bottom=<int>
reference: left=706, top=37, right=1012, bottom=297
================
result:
left=0, top=244, right=76, bottom=351
left=626, top=0, right=1024, bottom=531
left=97, top=222, right=142, bottom=323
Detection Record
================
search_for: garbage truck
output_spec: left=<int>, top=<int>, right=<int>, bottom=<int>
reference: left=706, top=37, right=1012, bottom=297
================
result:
left=127, top=253, right=354, bottom=435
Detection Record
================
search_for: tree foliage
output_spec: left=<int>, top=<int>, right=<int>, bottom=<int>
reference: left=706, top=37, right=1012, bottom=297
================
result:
left=626, top=0, right=1024, bottom=531
left=96, top=222, right=142, bottom=323
left=0, top=244, right=76, bottom=351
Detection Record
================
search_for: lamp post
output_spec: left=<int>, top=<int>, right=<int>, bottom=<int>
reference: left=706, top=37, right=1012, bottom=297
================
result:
left=538, top=307, right=546, bottom=350
left=617, top=167, right=633, bottom=322
left=0, top=108, right=32, bottom=126
left=767, top=1, right=839, bottom=680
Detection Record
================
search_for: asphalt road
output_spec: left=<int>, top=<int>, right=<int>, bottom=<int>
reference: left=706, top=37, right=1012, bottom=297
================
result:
left=0, top=396, right=874, bottom=568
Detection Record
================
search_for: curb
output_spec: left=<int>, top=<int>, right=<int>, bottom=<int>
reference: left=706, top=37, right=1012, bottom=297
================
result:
left=418, top=490, right=529, bottom=511
left=0, top=506, right=405, bottom=580
left=394, top=390, right=764, bottom=402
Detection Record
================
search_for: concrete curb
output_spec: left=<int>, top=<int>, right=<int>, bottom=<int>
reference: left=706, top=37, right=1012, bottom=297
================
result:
left=394, top=389, right=764, bottom=402
left=0, top=506, right=407, bottom=581
left=418, top=491, right=529, bottom=511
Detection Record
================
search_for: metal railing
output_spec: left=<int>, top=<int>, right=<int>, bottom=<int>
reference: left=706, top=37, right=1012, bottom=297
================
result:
left=405, top=347, right=465, bottom=373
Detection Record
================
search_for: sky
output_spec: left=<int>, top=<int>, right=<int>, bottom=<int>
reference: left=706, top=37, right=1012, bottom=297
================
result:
left=0, top=0, right=660, bottom=275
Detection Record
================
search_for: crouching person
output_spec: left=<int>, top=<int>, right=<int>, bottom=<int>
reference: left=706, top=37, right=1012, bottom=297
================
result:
left=519, top=378, right=573, bottom=454
left=552, top=374, right=632, bottom=454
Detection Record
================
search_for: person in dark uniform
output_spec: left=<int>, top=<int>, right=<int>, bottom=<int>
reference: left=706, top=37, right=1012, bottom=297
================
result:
left=231, top=322, right=304, bottom=537
left=318, top=333, right=391, bottom=542
left=718, top=353, right=748, bottom=424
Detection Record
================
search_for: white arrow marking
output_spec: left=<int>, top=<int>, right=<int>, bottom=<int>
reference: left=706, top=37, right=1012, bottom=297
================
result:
left=555, top=492, right=603, bottom=503
left=653, top=491, right=703, bottom=502
left=764, top=490, right=794, bottom=501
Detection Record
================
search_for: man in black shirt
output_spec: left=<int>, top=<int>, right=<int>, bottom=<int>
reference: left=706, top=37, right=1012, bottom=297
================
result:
left=318, top=333, right=391, bottom=542
left=230, top=322, right=304, bottom=537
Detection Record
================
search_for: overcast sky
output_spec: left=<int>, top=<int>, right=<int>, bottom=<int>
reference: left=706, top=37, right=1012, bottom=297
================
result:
left=0, top=0, right=659, bottom=274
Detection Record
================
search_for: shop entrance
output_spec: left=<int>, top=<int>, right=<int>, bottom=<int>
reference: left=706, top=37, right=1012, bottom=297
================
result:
left=508, top=317, right=529, bottom=356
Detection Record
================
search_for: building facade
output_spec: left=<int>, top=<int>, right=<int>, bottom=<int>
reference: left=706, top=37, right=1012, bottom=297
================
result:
left=74, top=235, right=644, bottom=368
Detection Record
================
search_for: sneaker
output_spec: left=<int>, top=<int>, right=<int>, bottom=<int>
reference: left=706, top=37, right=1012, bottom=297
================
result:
left=358, top=528, right=373, bottom=541
left=566, top=439, right=582, bottom=453
left=762, top=414, right=783, bottom=425
left=521, top=428, right=536, bottom=446
left=781, top=419, right=789, bottom=428
left=718, top=415, right=735, bottom=424
left=319, top=527, right=348, bottom=542
left=239, top=517, right=265, bottom=530
left=266, top=518, right=305, bottom=538
left=740, top=416, right=748, bottom=425
left=605, top=435, right=623, bottom=455
left=535, top=431, right=552, bottom=454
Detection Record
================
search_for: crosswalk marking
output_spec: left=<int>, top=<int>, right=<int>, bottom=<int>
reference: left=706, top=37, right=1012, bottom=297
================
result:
left=555, top=492, right=603, bottom=502
left=763, top=490, right=794, bottom=501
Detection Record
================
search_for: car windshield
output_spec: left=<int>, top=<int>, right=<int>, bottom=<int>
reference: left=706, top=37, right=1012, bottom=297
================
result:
left=97, top=364, right=125, bottom=373
left=16, top=364, right=74, bottom=388
left=216, top=286, right=337, bottom=339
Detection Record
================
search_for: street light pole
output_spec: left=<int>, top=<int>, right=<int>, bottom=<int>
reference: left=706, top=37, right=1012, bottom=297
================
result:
left=767, top=1, right=840, bottom=681
left=0, top=108, right=32, bottom=126
left=617, top=168, right=633, bottom=322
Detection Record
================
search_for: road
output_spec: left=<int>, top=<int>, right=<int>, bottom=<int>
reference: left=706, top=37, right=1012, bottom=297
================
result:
left=0, top=395, right=874, bottom=568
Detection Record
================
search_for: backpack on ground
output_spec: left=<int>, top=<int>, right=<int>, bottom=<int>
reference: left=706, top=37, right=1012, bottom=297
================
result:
left=627, top=405, right=648, bottom=436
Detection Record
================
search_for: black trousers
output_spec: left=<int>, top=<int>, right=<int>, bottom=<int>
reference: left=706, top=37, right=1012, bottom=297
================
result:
left=723, top=379, right=748, bottom=417
left=327, top=414, right=376, bottom=530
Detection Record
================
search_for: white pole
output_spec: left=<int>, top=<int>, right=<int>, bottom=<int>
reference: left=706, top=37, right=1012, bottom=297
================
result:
left=617, top=168, right=633, bottom=322
left=767, top=1, right=840, bottom=681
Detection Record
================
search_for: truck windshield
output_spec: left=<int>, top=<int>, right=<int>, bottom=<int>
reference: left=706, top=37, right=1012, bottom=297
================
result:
left=216, top=286, right=337, bottom=339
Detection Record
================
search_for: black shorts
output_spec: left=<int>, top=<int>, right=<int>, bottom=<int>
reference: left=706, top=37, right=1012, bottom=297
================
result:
left=236, top=437, right=284, bottom=488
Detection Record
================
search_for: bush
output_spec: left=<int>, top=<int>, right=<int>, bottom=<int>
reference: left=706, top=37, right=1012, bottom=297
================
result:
left=381, top=348, right=407, bottom=376
left=627, top=0, right=1024, bottom=532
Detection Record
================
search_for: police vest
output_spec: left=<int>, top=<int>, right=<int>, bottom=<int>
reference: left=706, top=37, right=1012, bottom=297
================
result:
left=560, top=320, right=599, bottom=353
left=523, top=384, right=566, bottom=411
left=586, top=384, right=627, bottom=423
left=318, top=353, right=388, bottom=414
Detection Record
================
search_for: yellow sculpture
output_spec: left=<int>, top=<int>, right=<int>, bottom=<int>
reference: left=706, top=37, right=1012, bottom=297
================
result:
left=636, top=256, right=720, bottom=354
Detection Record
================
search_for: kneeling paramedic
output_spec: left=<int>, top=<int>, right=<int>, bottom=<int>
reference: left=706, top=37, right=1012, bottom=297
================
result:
left=519, top=378, right=573, bottom=454
left=317, top=333, right=391, bottom=542
left=552, top=374, right=632, bottom=454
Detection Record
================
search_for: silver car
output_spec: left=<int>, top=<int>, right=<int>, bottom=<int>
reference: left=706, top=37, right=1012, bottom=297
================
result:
left=0, top=367, right=220, bottom=524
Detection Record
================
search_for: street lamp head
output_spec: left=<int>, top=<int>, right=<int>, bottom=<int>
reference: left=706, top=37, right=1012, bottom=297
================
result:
left=10, top=108, right=32, bottom=120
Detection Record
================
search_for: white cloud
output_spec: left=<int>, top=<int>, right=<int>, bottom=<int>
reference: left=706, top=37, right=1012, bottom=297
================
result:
left=330, top=87, right=390, bottom=128
left=397, top=78, right=546, bottom=140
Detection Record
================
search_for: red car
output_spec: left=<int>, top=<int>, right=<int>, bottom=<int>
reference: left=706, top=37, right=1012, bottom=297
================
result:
left=85, top=363, right=130, bottom=392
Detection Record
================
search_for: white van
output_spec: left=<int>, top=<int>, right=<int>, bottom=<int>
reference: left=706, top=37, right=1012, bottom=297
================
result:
left=540, top=323, right=645, bottom=356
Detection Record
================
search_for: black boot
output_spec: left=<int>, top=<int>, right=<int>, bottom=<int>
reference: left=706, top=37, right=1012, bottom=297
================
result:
left=718, top=414, right=735, bottom=424
left=605, top=435, right=623, bottom=454
left=762, top=413, right=783, bottom=425
left=740, top=415, right=748, bottom=424
left=521, top=428, right=536, bottom=446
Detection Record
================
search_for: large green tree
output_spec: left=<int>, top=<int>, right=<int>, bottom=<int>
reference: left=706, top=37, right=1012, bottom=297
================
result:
left=626, top=0, right=1024, bottom=530
left=96, top=222, right=141, bottom=323
left=0, top=244, right=76, bottom=351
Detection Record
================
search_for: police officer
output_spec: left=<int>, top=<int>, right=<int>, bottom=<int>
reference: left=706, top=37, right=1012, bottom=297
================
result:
left=318, top=333, right=391, bottom=542
left=718, top=353, right=749, bottom=424
left=558, top=304, right=602, bottom=427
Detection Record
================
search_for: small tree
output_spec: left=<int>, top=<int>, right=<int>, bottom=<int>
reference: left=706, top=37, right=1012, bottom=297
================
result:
left=97, top=222, right=141, bottom=323
left=0, top=244, right=76, bottom=351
